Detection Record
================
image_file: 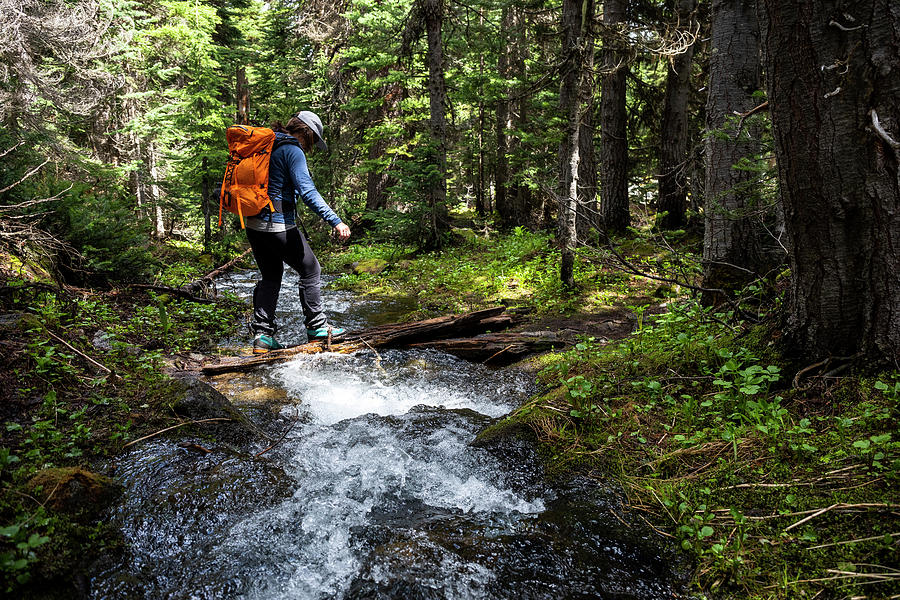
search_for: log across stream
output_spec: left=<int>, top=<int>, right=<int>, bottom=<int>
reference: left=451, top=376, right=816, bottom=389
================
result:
left=201, top=306, right=570, bottom=375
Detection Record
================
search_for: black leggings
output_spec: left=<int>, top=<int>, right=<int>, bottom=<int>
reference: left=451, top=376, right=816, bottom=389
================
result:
left=246, top=227, right=326, bottom=335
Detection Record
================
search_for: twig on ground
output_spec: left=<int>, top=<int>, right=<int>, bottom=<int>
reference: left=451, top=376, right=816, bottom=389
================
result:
left=255, top=411, right=300, bottom=458
left=45, top=329, right=117, bottom=380
left=482, top=344, right=514, bottom=364
left=807, top=532, right=900, bottom=550
left=786, top=503, right=895, bottom=531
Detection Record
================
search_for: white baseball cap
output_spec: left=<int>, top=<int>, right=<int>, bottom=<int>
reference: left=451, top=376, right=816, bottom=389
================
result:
left=294, top=110, right=328, bottom=151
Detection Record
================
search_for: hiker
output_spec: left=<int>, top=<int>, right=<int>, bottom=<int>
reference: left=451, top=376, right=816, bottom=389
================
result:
left=245, top=111, right=351, bottom=354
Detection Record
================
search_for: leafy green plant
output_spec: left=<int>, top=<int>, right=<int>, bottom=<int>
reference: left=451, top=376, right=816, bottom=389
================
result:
left=0, top=522, right=49, bottom=591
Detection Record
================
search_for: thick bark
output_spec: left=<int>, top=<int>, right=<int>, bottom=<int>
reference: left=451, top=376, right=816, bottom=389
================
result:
left=657, top=0, right=697, bottom=230
left=600, top=0, right=630, bottom=232
left=423, top=0, right=449, bottom=246
left=202, top=157, right=211, bottom=251
left=702, top=0, right=767, bottom=293
left=411, top=332, right=569, bottom=365
left=576, top=4, right=597, bottom=240
left=761, top=0, right=900, bottom=363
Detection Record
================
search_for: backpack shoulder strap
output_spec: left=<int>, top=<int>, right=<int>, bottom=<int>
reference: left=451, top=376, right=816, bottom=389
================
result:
left=272, top=135, right=301, bottom=151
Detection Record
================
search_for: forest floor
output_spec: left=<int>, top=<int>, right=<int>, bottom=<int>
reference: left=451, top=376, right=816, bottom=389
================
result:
left=1, top=222, right=897, bottom=599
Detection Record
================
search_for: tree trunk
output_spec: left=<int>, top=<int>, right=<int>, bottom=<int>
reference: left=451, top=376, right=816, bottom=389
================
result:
left=365, top=75, right=402, bottom=212
left=495, top=6, right=514, bottom=227
left=236, top=66, right=250, bottom=125
left=423, top=0, right=449, bottom=247
left=476, top=12, right=488, bottom=217
left=576, top=2, right=597, bottom=240
left=657, top=0, right=697, bottom=230
left=147, top=143, right=165, bottom=238
left=558, top=0, right=591, bottom=288
left=600, top=0, right=630, bottom=232
left=202, top=157, right=211, bottom=251
left=365, top=141, right=393, bottom=211
left=761, top=0, right=900, bottom=364
left=702, top=0, right=766, bottom=295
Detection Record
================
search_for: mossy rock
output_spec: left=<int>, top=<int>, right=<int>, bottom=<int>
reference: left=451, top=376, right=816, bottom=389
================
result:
left=198, top=253, right=215, bottom=268
left=26, top=468, right=121, bottom=517
left=0, top=248, right=54, bottom=282
left=450, top=227, right=479, bottom=244
left=0, top=311, right=43, bottom=333
left=471, top=416, right=538, bottom=450
left=352, top=258, right=389, bottom=275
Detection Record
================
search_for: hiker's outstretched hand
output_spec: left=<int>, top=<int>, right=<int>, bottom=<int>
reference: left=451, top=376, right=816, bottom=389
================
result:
left=333, top=222, right=351, bottom=241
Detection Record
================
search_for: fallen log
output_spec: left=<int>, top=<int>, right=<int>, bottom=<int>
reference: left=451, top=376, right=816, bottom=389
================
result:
left=410, top=331, right=570, bottom=365
left=126, top=284, right=218, bottom=304
left=201, top=307, right=518, bottom=375
left=181, top=248, right=253, bottom=297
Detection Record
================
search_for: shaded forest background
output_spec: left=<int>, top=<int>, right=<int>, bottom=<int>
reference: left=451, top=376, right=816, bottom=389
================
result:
left=1, top=0, right=898, bottom=364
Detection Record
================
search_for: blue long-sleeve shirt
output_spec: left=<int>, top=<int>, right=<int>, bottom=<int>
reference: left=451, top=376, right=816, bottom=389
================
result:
left=245, top=132, right=342, bottom=232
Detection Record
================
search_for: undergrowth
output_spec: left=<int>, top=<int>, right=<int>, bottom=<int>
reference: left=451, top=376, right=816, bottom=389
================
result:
left=508, top=300, right=900, bottom=599
left=321, top=227, right=671, bottom=316
left=0, top=241, right=246, bottom=594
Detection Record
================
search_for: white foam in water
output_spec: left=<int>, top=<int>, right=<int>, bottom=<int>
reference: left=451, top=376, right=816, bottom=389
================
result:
left=272, top=350, right=521, bottom=424
left=231, top=417, right=544, bottom=600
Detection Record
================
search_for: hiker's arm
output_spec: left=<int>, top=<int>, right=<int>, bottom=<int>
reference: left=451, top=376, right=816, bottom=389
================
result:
left=286, top=148, right=342, bottom=227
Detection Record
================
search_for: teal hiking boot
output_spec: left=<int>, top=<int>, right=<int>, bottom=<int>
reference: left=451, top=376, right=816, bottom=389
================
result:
left=252, top=334, right=284, bottom=354
left=306, top=324, right=346, bottom=341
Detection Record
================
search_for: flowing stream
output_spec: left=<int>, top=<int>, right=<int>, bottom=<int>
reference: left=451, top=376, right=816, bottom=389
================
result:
left=91, top=270, right=685, bottom=599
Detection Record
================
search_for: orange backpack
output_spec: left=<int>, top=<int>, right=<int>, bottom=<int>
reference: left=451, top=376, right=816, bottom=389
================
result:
left=219, top=125, right=277, bottom=228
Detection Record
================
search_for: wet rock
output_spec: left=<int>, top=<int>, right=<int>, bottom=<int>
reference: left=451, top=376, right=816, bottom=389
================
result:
left=26, top=467, right=121, bottom=517
left=352, top=258, right=389, bottom=275
left=169, top=374, right=258, bottom=444
left=233, top=385, right=290, bottom=404
left=403, top=358, right=430, bottom=371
